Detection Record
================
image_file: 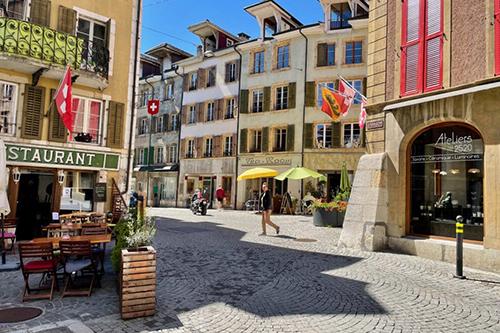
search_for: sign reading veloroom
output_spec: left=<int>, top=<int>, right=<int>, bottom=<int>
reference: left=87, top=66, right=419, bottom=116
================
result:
left=5, top=144, right=120, bottom=170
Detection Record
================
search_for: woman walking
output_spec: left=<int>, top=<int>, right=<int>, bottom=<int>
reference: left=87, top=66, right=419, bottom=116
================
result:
left=260, top=182, right=280, bottom=236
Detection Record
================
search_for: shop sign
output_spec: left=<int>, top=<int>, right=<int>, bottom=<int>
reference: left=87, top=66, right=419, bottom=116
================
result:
left=94, top=183, right=107, bottom=202
left=5, top=144, right=120, bottom=170
left=366, top=119, right=385, bottom=131
left=410, top=153, right=482, bottom=164
left=242, top=156, right=292, bottom=167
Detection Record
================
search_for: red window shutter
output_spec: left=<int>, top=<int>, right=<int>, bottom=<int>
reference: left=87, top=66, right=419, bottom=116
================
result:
left=401, top=0, right=423, bottom=96
left=495, top=0, right=500, bottom=75
left=423, top=0, right=443, bottom=92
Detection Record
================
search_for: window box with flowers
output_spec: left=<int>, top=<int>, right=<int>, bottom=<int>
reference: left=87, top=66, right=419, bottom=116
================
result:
left=311, top=197, right=348, bottom=227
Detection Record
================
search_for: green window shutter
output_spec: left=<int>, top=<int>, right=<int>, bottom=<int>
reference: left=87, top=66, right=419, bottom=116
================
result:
left=58, top=6, right=76, bottom=34
left=21, top=85, right=45, bottom=140
left=143, top=148, right=148, bottom=164
left=305, top=81, right=316, bottom=107
left=304, top=123, right=313, bottom=148
left=317, top=43, right=327, bottom=66
left=263, top=86, right=271, bottom=112
left=48, top=89, right=67, bottom=142
left=239, top=90, right=249, bottom=114
left=240, top=128, right=248, bottom=153
left=262, top=127, right=269, bottom=152
left=30, top=0, right=51, bottom=26
left=332, top=122, right=341, bottom=148
left=287, top=124, right=295, bottom=151
left=288, top=82, right=296, bottom=109
left=107, top=101, right=125, bottom=148
left=149, top=147, right=154, bottom=164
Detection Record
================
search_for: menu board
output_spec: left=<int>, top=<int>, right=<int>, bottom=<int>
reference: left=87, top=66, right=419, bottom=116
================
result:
left=94, top=183, right=107, bottom=202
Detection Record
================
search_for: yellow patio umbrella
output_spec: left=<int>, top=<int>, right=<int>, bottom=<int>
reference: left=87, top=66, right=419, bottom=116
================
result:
left=237, top=168, right=279, bottom=181
left=274, top=166, right=325, bottom=181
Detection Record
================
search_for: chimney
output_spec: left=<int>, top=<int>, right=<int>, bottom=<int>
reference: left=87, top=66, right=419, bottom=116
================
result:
left=238, top=32, right=250, bottom=42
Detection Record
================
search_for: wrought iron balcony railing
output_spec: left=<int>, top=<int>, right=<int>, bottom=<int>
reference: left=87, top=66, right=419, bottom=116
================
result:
left=0, top=17, right=109, bottom=78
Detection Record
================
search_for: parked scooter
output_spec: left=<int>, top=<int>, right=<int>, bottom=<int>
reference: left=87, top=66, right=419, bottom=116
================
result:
left=190, top=189, right=208, bottom=215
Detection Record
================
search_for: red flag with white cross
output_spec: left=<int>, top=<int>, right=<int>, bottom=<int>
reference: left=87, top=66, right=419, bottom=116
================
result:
left=54, top=66, right=74, bottom=134
left=147, top=99, right=160, bottom=115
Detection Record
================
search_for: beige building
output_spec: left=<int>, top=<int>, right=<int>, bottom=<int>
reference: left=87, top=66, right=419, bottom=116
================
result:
left=1, top=0, right=139, bottom=239
left=340, top=0, right=500, bottom=273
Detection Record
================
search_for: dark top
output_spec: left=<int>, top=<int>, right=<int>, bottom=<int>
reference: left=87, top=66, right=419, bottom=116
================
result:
left=261, top=191, right=272, bottom=211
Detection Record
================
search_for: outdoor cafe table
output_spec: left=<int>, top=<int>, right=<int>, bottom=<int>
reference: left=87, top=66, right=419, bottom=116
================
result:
left=30, top=234, right=112, bottom=248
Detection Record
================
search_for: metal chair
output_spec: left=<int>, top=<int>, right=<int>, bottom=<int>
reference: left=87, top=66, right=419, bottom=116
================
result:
left=18, top=242, right=58, bottom=301
left=59, top=240, right=97, bottom=297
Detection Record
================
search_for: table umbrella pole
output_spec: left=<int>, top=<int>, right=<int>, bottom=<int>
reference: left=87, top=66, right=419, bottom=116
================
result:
left=1, top=213, right=5, bottom=265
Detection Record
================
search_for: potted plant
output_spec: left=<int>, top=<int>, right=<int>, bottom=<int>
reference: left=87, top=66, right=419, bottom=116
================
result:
left=112, top=208, right=157, bottom=320
left=311, top=193, right=349, bottom=228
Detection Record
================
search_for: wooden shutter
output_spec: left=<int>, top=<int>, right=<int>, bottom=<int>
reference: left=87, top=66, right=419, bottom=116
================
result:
left=235, top=59, right=241, bottom=80
left=48, top=89, right=67, bottom=142
left=496, top=0, right=500, bottom=75
left=196, top=137, right=203, bottom=158
left=332, top=122, right=341, bottom=148
left=58, top=6, right=76, bottom=34
left=239, top=90, right=249, bottom=114
left=362, top=77, right=367, bottom=96
left=423, top=0, right=443, bottom=91
left=317, top=43, right=327, bottom=67
left=214, top=135, right=222, bottom=157
left=225, top=63, right=231, bottom=82
left=287, top=125, right=295, bottom=151
left=30, top=0, right=51, bottom=26
left=163, top=114, right=168, bottom=132
left=304, top=123, right=314, bottom=148
left=232, top=133, right=237, bottom=156
left=197, top=103, right=204, bottom=123
left=216, top=99, right=224, bottom=120
left=288, top=82, right=296, bottom=109
left=240, top=129, right=248, bottom=153
left=305, top=81, right=316, bottom=107
left=197, top=68, right=206, bottom=89
left=183, top=75, right=189, bottom=92
left=401, top=0, right=422, bottom=96
left=263, top=86, right=271, bottom=112
left=107, top=101, right=125, bottom=148
left=181, top=106, right=188, bottom=124
left=21, top=85, right=44, bottom=140
left=262, top=127, right=269, bottom=152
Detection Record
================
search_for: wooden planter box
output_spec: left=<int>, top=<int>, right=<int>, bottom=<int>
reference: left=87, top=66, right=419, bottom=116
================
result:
left=120, top=246, right=157, bottom=320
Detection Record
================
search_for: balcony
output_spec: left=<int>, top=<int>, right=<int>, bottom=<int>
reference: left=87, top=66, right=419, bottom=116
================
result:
left=0, top=17, right=109, bottom=88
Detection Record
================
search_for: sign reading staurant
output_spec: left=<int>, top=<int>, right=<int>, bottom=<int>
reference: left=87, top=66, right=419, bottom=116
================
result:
left=5, top=144, right=120, bottom=170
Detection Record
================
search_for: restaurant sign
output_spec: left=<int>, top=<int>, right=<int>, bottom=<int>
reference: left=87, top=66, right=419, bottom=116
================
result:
left=242, top=156, right=292, bottom=167
left=5, top=144, right=120, bottom=170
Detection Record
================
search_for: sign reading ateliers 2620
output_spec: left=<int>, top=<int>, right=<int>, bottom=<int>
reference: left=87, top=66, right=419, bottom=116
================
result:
left=5, top=144, right=120, bottom=170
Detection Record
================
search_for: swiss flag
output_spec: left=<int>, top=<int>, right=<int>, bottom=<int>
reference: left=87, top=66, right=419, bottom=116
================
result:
left=339, top=80, right=356, bottom=116
left=54, top=66, right=74, bottom=134
left=147, top=99, right=160, bottom=115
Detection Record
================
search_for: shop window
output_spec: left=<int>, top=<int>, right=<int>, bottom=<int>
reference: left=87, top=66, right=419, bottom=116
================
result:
left=410, top=124, right=484, bottom=241
left=0, top=81, right=17, bottom=136
left=343, top=123, right=361, bottom=148
left=71, top=97, right=102, bottom=144
left=60, top=172, right=95, bottom=212
left=316, top=124, right=332, bottom=148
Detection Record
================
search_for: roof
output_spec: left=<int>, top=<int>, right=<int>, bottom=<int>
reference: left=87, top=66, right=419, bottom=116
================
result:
left=145, top=43, right=192, bottom=60
left=188, top=20, right=241, bottom=41
left=244, top=0, right=303, bottom=27
left=140, top=53, right=160, bottom=65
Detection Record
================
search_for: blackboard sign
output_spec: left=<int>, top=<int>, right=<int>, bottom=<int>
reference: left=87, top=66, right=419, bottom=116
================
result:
left=94, top=183, right=107, bottom=202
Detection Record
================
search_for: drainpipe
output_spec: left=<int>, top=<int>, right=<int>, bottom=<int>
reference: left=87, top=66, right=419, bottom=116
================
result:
left=299, top=28, right=309, bottom=196
left=124, top=0, right=142, bottom=194
left=233, top=45, right=243, bottom=210
left=173, top=65, right=185, bottom=208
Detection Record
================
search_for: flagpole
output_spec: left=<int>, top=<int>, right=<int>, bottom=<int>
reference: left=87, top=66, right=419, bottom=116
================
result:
left=337, top=75, right=367, bottom=100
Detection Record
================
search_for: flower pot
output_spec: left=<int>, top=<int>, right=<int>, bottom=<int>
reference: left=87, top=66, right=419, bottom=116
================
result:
left=337, top=211, right=345, bottom=227
left=313, top=208, right=337, bottom=227
left=120, top=246, right=157, bottom=319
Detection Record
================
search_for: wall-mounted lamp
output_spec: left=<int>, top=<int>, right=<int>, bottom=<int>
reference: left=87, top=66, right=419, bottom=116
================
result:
left=12, top=167, right=20, bottom=184
left=57, top=170, right=65, bottom=185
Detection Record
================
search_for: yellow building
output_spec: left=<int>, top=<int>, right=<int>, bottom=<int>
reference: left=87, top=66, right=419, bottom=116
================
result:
left=0, top=0, right=140, bottom=240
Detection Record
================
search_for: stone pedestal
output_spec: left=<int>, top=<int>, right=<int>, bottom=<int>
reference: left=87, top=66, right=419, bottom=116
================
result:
left=338, top=153, right=388, bottom=251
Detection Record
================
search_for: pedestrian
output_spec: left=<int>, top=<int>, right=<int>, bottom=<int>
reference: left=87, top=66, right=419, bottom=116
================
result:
left=260, top=182, right=280, bottom=236
left=215, top=185, right=225, bottom=211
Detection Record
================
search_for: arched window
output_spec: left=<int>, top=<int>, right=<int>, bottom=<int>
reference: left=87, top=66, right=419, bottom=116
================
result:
left=409, top=124, right=484, bottom=241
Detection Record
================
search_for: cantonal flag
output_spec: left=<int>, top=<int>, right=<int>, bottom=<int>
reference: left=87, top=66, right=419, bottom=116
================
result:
left=321, top=87, right=345, bottom=122
left=359, top=97, right=368, bottom=129
left=339, top=79, right=356, bottom=116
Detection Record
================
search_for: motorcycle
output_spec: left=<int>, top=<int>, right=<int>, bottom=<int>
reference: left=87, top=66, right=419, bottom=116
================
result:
left=190, top=194, right=208, bottom=215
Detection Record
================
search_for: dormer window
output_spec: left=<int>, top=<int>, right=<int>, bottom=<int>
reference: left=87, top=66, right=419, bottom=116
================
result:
left=264, top=17, right=277, bottom=38
left=330, top=3, right=352, bottom=30
left=205, top=35, right=216, bottom=52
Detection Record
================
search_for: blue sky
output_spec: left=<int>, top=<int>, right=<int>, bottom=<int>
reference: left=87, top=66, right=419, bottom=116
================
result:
left=141, top=0, right=325, bottom=54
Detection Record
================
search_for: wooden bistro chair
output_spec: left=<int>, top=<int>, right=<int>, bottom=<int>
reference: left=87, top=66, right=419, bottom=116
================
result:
left=18, top=242, right=58, bottom=301
left=82, top=226, right=108, bottom=274
left=59, top=240, right=98, bottom=297
left=1, top=218, right=17, bottom=253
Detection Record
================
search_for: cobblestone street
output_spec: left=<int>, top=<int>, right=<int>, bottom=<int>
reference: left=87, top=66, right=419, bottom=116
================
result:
left=2, top=208, right=500, bottom=333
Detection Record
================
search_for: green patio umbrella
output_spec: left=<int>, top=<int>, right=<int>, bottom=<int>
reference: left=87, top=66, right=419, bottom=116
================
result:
left=339, top=163, right=351, bottom=192
left=275, top=166, right=325, bottom=181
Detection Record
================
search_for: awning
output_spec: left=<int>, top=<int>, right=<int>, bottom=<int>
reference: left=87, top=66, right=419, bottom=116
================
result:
left=134, top=164, right=179, bottom=173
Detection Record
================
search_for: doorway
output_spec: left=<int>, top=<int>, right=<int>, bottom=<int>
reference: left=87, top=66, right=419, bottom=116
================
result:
left=16, top=171, right=54, bottom=240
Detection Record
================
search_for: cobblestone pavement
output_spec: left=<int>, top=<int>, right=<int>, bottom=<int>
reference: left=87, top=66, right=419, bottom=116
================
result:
left=1, top=208, right=500, bottom=333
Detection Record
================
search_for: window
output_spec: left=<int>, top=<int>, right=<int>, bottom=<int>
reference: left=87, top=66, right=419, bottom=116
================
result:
left=187, top=139, right=195, bottom=158
left=167, top=144, right=177, bottom=163
left=346, top=80, right=363, bottom=104
left=345, top=41, right=362, bottom=64
left=225, top=98, right=235, bottom=119
left=77, top=17, right=107, bottom=72
left=207, top=67, right=216, bottom=87
left=330, top=2, right=352, bottom=29
left=0, top=81, right=17, bottom=135
left=71, top=97, right=102, bottom=144
left=205, top=137, right=213, bottom=157
left=155, top=146, right=164, bottom=164
left=277, top=45, right=290, bottom=69
left=317, top=82, right=335, bottom=106
left=227, top=62, right=237, bottom=82
left=156, top=116, right=164, bottom=133
left=275, top=86, right=288, bottom=110
left=251, top=130, right=262, bottom=152
left=316, top=124, right=332, bottom=148
left=253, top=51, right=265, bottom=73
left=206, top=102, right=215, bottom=121
left=165, top=83, right=174, bottom=100
left=224, top=136, right=233, bottom=156
left=227, top=39, right=234, bottom=47
left=317, top=43, right=336, bottom=67
left=139, top=118, right=148, bottom=135
left=401, top=0, right=443, bottom=95
left=189, top=72, right=198, bottom=90
left=273, top=128, right=287, bottom=152
left=3, top=0, right=28, bottom=20
left=170, top=113, right=179, bottom=131
left=188, top=105, right=196, bottom=124
left=138, top=148, right=145, bottom=164
left=140, top=89, right=150, bottom=107
left=252, top=90, right=263, bottom=113
left=327, top=44, right=335, bottom=66
left=343, top=123, right=361, bottom=148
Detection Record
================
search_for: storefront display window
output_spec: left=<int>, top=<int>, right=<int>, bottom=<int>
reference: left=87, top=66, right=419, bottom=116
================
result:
left=410, top=124, right=484, bottom=241
left=60, top=171, right=96, bottom=212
